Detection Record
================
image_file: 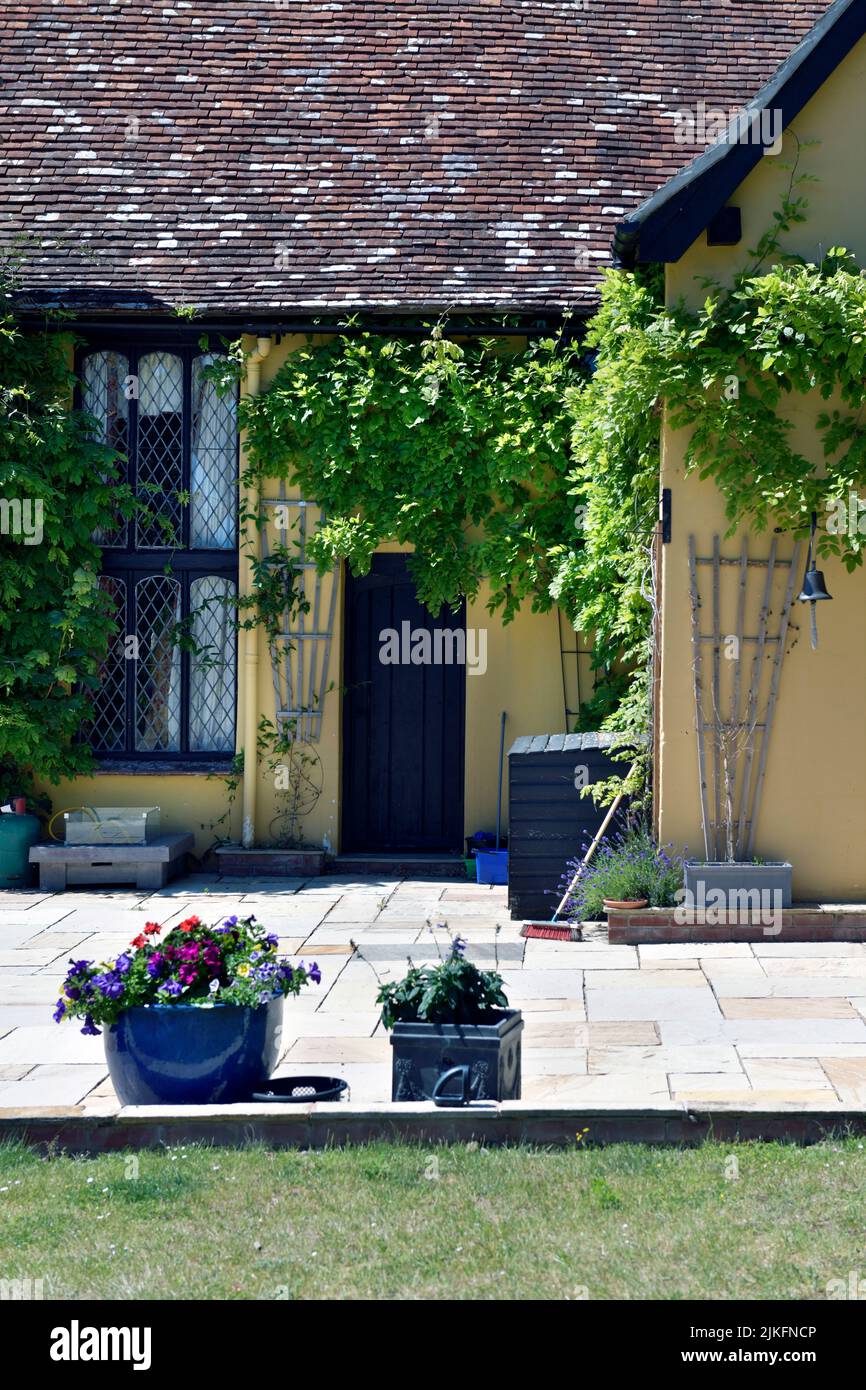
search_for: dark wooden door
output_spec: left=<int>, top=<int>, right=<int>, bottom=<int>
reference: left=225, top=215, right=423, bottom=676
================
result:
left=342, top=555, right=465, bottom=852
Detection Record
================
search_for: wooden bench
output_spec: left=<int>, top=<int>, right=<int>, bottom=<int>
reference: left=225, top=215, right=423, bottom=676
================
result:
left=29, top=833, right=195, bottom=891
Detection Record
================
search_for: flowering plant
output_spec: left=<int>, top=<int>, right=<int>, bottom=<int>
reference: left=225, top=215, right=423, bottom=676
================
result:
left=559, top=826, right=684, bottom=922
left=52, top=914, right=321, bottom=1035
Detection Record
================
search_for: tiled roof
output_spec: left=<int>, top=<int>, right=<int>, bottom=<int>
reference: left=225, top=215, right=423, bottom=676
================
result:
left=1, top=0, right=829, bottom=317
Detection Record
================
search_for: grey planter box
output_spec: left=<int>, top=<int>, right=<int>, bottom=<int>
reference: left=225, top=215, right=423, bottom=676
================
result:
left=684, top=860, right=792, bottom=910
left=390, top=1009, right=523, bottom=1103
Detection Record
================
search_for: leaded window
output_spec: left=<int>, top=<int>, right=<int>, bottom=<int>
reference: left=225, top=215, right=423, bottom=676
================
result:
left=81, top=342, right=238, bottom=761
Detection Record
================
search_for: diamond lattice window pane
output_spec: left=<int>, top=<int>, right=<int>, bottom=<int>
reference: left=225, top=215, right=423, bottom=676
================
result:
left=190, top=356, right=237, bottom=550
left=135, top=575, right=181, bottom=751
left=81, top=351, right=129, bottom=547
left=135, top=353, right=183, bottom=549
left=89, top=576, right=127, bottom=751
left=189, top=576, right=237, bottom=752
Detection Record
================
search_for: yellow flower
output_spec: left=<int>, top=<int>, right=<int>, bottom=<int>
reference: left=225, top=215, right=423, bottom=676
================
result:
left=236, top=963, right=251, bottom=978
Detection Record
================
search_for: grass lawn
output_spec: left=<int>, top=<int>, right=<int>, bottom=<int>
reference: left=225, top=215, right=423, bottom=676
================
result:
left=1, top=1137, right=864, bottom=1300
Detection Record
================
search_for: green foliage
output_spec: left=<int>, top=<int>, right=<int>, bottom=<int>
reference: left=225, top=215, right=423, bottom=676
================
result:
left=561, top=825, right=684, bottom=922
left=376, top=933, right=508, bottom=1028
left=0, top=260, right=133, bottom=803
left=237, top=324, right=587, bottom=623
left=552, top=265, right=665, bottom=801
left=662, top=221, right=866, bottom=571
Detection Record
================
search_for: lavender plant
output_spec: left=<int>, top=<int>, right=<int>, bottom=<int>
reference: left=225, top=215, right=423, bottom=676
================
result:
left=559, top=826, right=684, bottom=922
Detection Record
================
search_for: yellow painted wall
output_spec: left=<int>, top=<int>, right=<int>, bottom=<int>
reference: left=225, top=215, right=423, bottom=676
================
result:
left=49, top=331, right=585, bottom=855
left=659, top=36, right=866, bottom=898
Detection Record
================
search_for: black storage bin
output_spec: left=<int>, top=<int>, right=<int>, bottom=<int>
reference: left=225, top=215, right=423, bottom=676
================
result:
left=507, top=732, right=628, bottom=921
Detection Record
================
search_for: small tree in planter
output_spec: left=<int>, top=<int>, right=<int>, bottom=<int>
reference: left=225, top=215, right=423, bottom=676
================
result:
left=53, top=913, right=321, bottom=1105
left=369, top=929, right=523, bottom=1104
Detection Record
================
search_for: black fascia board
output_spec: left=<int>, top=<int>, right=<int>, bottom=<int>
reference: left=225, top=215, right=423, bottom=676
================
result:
left=614, top=0, right=866, bottom=268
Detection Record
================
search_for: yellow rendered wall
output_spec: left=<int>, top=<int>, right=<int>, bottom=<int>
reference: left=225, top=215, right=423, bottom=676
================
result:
left=42, top=773, right=235, bottom=863
left=49, top=333, right=582, bottom=854
left=659, top=36, right=866, bottom=899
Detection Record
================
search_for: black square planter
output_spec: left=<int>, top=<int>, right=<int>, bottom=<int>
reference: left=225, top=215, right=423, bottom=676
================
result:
left=389, top=1009, right=523, bottom=1102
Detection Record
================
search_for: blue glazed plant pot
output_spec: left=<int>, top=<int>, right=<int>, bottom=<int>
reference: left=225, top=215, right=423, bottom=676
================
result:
left=104, top=997, right=283, bottom=1105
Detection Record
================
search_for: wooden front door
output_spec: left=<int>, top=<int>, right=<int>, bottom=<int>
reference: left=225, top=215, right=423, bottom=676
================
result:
left=341, top=555, right=465, bottom=852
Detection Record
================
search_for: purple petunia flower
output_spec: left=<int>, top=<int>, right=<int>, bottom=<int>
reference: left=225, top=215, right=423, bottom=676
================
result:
left=265, top=933, right=279, bottom=948
left=53, top=998, right=66, bottom=1024
left=222, top=916, right=239, bottom=928
left=93, top=971, right=125, bottom=1000
left=81, top=1014, right=101, bottom=1037
left=161, top=978, right=183, bottom=997
left=114, top=954, right=132, bottom=975
left=451, top=936, right=468, bottom=956
left=146, top=953, right=165, bottom=978
left=307, top=962, right=322, bottom=985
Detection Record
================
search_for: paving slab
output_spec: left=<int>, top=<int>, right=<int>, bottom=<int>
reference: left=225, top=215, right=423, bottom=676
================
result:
left=638, top=943, right=755, bottom=960
left=819, top=1057, right=866, bottom=1102
left=0, top=1025, right=108, bottom=1065
left=0, top=948, right=72, bottom=969
left=501, top=969, right=584, bottom=999
left=589, top=1045, right=742, bottom=1075
left=0, top=1064, right=107, bottom=1107
left=744, top=1059, right=835, bottom=1091
left=586, top=987, right=723, bottom=1022
left=584, top=969, right=706, bottom=990
left=720, top=996, right=858, bottom=1019
left=660, top=1018, right=866, bottom=1047
left=674, top=1088, right=841, bottom=1106
left=669, top=1072, right=750, bottom=1093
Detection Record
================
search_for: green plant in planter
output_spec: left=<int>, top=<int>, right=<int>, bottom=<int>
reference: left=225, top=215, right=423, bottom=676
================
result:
left=560, top=826, right=684, bottom=923
left=376, top=933, right=508, bottom=1028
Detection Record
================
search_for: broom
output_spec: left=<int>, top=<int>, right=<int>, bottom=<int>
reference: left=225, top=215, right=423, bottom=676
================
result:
left=519, top=763, right=636, bottom=942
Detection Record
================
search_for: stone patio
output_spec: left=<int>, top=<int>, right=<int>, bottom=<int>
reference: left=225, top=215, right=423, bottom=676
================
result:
left=3, top=872, right=866, bottom=1114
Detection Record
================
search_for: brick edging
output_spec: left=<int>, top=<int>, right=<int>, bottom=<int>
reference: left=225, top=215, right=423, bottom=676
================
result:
left=606, top=907, right=866, bottom=944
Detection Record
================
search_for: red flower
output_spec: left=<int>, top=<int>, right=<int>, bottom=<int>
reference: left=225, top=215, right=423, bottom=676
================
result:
left=130, top=934, right=146, bottom=950
left=178, top=916, right=202, bottom=933
left=144, top=922, right=162, bottom=936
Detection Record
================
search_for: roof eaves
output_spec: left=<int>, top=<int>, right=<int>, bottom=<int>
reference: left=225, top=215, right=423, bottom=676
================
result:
left=613, top=0, right=866, bottom=268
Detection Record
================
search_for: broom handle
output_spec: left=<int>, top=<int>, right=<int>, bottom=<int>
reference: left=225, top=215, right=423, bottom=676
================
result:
left=551, top=762, right=637, bottom=921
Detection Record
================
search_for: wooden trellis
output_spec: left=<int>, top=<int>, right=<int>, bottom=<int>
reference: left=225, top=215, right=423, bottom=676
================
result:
left=260, top=487, right=338, bottom=742
left=687, top=534, right=801, bottom=862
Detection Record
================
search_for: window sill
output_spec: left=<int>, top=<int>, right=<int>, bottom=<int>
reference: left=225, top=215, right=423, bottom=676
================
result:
left=92, top=760, right=235, bottom=777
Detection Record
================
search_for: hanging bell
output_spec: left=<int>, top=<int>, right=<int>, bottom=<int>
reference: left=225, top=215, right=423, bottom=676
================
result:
left=797, top=567, right=833, bottom=602
left=797, top=511, right=833, bottom=604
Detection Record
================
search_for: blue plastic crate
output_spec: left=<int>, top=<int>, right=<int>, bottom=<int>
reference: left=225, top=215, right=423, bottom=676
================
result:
left=475, top=848, right=508, bottom=885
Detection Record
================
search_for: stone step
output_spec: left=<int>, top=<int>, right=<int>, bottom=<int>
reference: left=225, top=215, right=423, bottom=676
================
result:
left=332, top=853, right=469, bottom=880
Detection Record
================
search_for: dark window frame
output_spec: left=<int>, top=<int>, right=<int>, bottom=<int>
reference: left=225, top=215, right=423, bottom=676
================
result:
left=76, top=334, right=240, bottom=765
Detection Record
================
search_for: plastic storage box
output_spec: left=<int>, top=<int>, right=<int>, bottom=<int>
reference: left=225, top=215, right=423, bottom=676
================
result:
left=64, top=807, right=161, bottom=846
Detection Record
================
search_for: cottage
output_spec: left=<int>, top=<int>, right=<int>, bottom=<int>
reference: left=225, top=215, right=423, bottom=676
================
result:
left=2, top=0, right=826, bottom=868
